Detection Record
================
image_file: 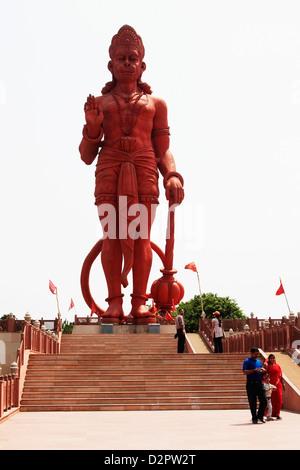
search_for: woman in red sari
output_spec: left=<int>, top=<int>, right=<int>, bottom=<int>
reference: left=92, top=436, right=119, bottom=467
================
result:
left=265, top=354, right=285, bottom=419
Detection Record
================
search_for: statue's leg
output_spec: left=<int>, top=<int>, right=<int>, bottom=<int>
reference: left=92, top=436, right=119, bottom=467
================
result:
left=130, top=201, right=157, bottom=318
left=98, top=200, right=124, bottom=319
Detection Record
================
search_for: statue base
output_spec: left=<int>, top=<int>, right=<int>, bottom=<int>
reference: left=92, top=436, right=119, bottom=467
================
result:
left=99, top=316, right=157, bottom=325
left=134, top=317, right=157, bottom=325
left=101, top=317, right=121, bottom=324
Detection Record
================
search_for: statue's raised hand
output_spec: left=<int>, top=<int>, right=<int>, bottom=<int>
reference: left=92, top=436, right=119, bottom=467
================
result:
left=84, top=94, right=104, bottom=139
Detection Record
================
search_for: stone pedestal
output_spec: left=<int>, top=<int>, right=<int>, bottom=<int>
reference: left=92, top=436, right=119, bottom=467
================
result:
left=101, top=324, right=113, bottom=334
left=101, top=317, right=120, bottom=324
left=72, top=324, right=175, bottom=335
left=135, top=317, right=156, bottom=325
left=148, top=324, right=160, bottom=334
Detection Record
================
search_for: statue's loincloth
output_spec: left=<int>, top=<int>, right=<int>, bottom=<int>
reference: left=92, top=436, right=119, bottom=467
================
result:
left=94, top=145, right=159, bottom=206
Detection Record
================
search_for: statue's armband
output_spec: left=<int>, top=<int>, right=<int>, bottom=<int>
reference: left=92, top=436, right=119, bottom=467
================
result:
left=151, top=127, right=170, bottom=138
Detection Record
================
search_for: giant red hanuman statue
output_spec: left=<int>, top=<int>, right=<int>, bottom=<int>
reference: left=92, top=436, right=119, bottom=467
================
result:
left=79, top=25, right=184, bottom=324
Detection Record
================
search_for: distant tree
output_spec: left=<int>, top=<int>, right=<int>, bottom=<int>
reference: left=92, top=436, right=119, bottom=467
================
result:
left=62, top=319, right=74, bottom=334
left=178, top=293, right=245, bottom=333
left=0, top=314, right=15, bottom=320
left=0, top=314, right=10, bottom=320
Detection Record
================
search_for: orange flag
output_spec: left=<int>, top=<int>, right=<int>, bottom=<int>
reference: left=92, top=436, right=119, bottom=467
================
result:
left=185, top=262, right=197, bottom=273
left=149, top=300, right=158, bottom=314
left=165, top=311, right=174, bottom=322
left=276, top=281, right=285, bottom=296
left=49, top=280, right=57, bottom=295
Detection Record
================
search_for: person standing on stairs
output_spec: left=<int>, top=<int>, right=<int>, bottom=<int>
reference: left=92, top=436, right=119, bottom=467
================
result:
left=175, top=309, right=186, bottom=353
left=211, top=311, right=224, bottom=353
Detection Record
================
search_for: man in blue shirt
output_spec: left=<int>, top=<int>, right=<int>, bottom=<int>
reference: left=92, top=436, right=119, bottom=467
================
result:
left=243, top=347, right=267, bottom=423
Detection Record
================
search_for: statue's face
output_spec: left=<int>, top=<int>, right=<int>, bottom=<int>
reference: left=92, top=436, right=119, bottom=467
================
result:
left=109, top=45, right=145, bottom=84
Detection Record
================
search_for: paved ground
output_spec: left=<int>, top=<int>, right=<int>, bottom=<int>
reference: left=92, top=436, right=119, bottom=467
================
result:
left=0, top=409, right=299, bottom=450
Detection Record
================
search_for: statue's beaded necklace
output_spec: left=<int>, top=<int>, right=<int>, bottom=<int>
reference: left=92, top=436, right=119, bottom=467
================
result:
left=111, top=91, right=144, bottom=137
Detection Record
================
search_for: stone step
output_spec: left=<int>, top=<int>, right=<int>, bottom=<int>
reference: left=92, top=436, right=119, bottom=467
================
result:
left=28, top=355, right=242, bottom=364
left=22, top=384, right=244, bottom=392
left=20, top=402, right=249, bottom=412
left=61, top=334, right=175, bottom=340
left=20, top=395, right=248, bottom=405
left=20, top=334, right=249, bottom=412
left=23, top=378, right=244, bottom=387
left=59, top=348, right=177, bottom=351
left=60, top=334, right=183, bottom=355
left=60, top=343, right=175, bottom=346
left=21, top=389, right=246, bottom=399
left=61, top=338, right=174, bottom=341
left=60, top=342, right=176, bottom=346
left=24, top=371, right=244, bottom=380
left=28, top=361, right=241, bottom=374
left=60, top=342, right=177, bottom=346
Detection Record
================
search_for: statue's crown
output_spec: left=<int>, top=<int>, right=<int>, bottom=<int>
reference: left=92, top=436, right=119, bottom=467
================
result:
left=109, top=25, right=145, bottom=59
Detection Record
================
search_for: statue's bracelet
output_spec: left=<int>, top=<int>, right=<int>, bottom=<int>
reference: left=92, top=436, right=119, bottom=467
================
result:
left=163, top=171, right=184, bottom=188
left=82, top=125, right=103, bottom=144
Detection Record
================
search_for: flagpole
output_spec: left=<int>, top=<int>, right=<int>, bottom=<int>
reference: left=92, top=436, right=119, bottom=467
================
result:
left=196, top=271, right=205, bottom=317
left=280, top=277, right=291, bottom=315
left=56, top=288, right=61, bottom=319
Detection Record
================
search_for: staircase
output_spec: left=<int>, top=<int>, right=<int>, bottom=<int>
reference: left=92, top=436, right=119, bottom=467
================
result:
left=20, top=334, right=249, bottom=411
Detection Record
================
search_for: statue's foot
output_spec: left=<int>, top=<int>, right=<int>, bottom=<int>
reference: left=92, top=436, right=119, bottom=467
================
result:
left=102, top=306, right=124, bottom=319
left=101, top=295, right=124, bottom=320
left=130, top=304, right=155, bottom=319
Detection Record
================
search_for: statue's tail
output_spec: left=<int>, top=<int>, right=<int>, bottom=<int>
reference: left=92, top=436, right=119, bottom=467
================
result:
left=120, top=239, right=134, bottom=288
left=117, top=160, right=139, bottom=288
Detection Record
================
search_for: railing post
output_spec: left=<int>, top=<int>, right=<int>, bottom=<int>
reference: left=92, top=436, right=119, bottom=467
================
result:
left=260, top=328, right=264, bottom=351
left=10, top=362, right=19, bottom=408
left=241, top=332, right=245, bottom=351
left=275, top=325, right=279, bottom=350
left=8, top=375, right=13, bottom=410
left=3, top=378, right=7, bottom=412
left=232, top=334, right=237, bottom=353
left=14, top=376, right=20, bottom=407
left=286, top=323, right=290, bottom=349
left=245, top=331, right=250, bottom=352
left=0, top=376, right=4, bottom=418
left=7, top=313, right=16, bottom=333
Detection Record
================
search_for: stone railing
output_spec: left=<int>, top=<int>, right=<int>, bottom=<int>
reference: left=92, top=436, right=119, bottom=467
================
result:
left=199, top=313, right=300, bottom=354
left=0, top=314, right=62, bottom=419
left=0, top=371, right=19, bottom=419
left=0, top=313, right=61, bottom=334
